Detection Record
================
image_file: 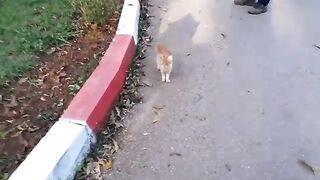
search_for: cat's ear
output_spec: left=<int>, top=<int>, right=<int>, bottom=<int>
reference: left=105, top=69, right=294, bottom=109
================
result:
left=168, top=55, right=173, bottom=61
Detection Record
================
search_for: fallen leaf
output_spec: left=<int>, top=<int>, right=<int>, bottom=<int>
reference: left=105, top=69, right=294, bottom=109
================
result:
left=141, top=81, right=152, bottom=87
left=100, top=159, right=113, bottom=171
left=5, top=120, right=13, bottom=124
left=6, top=95, right=18, bottom=108
left=86, top=162, right=101, bottom=179
left=153, top=108, right=160, bottom=123
left=57, top=101, right=64, bottom=107
left=59, top=71, right=67, bottom=78
left=40, top=97, right=46, bottom=101
left=143, top=132, right=149, bottom=136
left=125, top=99, right=131, bottom=107
left=46, top=47, right=56, bottom=55
left=18, top=77, right=28, bottom=84
left=102, top=144, right=113, bottom=152
left=86, top=162, right=101, bottom=178
left=90, top=23, right=98, bottom=31
left=225, top=164, right=232, bottom=172
left=113, top=139, right=119, bottom=153
left=115, top=106, right=121, bottom=116
left=3, top=106, right=13, bottom=117
left=169, top=152, right=182, bottom=156
left=32, top=79, right=43, bottom=87
left=11, top=130, right=23, bottom=138
left=21, top=113, right=29, bottom=119
left=28, top=126, right=40, bottom=133
left=152, top=105, right=165, bottom=123
left=313, top=44, right=320, bottom=50
left=145, top=38, right=151, bottom=43
left=152, top=105, right=165, bottom=110
left=153, top=118, right=160, bottom=124
left=16, top=122, right=28, bottom=131
left=17, top=135, right=29, bottom=148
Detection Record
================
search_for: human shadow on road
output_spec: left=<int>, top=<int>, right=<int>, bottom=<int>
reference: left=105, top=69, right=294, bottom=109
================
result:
left=155, top=13, right=202, bottom=82
left=147, top=12, right=218, bottom=107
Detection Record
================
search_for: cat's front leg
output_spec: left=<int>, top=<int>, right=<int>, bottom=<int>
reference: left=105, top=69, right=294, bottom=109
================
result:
left=165, top=73, right=171, bottom=82
left=161, top=71, right=166, bottom=82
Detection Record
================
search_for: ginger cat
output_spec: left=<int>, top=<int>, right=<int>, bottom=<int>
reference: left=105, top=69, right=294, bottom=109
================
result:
left=156, top=44, right=173, bottom=82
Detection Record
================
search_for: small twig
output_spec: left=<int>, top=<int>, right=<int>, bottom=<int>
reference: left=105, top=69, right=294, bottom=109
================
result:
left=141, top=81, right=152, bottom=87
left=152, top=105, right=165, bottom=110
left=169, top=152, right=182, bottom=156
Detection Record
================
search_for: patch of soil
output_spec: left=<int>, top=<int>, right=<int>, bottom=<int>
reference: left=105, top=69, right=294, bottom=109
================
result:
left=0, top=14, right=120, bottom=178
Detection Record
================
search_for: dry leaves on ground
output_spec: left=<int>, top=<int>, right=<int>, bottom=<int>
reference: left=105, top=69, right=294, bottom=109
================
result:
left=152, top=105, right=165, bottom=124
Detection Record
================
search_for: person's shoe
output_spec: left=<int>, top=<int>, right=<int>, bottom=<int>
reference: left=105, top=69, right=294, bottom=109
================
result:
left=234, top=0, right=256, bottom=6
left=248, top=4, right=268, bottom=14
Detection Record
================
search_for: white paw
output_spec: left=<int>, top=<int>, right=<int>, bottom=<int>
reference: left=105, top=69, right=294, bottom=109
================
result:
left=166, top=79, right=171, bottom=83
left=161, top=78, right=165, bottom=82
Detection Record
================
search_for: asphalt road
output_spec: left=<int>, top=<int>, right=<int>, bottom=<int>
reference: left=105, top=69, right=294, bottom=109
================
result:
left=104, top=0, right=320, bottom=179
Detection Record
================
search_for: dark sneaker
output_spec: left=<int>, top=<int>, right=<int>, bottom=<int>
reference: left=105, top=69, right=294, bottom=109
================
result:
left=248, top=4, right=268, bottom=14
left=234, top=0, right=256, bottom=6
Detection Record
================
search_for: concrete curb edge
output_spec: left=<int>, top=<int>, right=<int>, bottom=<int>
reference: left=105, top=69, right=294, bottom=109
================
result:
left=9, top=0, right=140, bottom=179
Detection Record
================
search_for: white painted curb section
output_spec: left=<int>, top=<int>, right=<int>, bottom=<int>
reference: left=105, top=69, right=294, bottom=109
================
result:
left=9, top=121, right=92, bottom=180
left=61, top=118, right=97, bottom=144
left=116, top=0, right=140, bottom=44
left=9, top=0, right=141, bottom=178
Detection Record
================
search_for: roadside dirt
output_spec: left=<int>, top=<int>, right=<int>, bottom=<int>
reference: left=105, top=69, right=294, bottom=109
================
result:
left=0, top=14, right=120, bottom=178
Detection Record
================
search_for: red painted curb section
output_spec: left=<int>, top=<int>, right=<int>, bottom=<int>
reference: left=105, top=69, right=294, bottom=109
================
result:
left=61, top=35, right=135, bottom=133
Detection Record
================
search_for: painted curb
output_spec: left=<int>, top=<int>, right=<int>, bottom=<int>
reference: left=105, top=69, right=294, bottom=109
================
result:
left=116, top=0, right=140, bottom=44
left=9, top=121, right=92, bottom=180
left=9, top=0, right=140, bottom=179
left=61, top=35, right=135, bottom=133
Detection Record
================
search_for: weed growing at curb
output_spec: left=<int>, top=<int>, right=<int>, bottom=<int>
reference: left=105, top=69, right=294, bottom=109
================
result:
left=74, top=0, right=152, bottom=179
left=68, top=55, right=99, bottom=96
left=71, top=0, right=120, bottom=25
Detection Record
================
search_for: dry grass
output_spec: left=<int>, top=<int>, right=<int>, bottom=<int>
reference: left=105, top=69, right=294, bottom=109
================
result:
left=71, top=0, right=119, bottom=25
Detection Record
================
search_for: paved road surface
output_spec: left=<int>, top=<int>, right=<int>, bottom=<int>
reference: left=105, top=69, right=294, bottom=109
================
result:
left=104, top=0, right=320, bottom=179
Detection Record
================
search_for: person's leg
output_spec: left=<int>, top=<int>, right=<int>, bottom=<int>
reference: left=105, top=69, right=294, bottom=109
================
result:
left=257, top=0, right=270, bottom=6
left=248, top=0, right=270, bottom=14
left=234, top=0, right=255, bottom=6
